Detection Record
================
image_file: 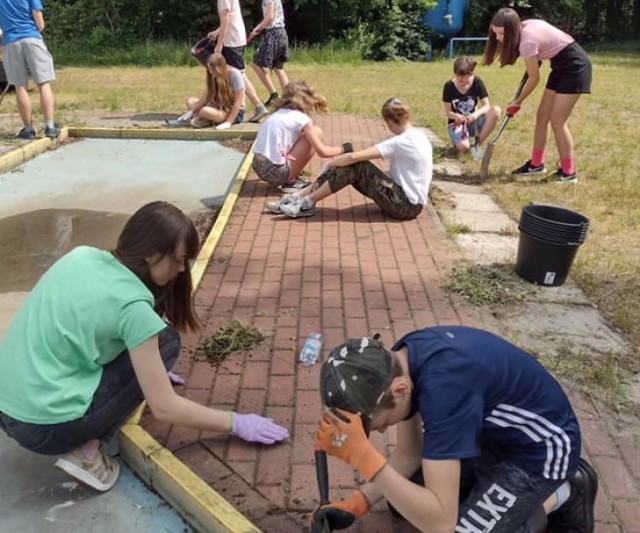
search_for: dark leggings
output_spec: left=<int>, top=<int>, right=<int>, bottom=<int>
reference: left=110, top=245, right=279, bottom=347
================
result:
left=0, top=326, right=180, bottom=455
left=389, top=456, right=562, bottom=533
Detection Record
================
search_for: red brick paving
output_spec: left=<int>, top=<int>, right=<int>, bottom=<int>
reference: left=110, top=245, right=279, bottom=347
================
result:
left=142, top=114, right=637, bottom=532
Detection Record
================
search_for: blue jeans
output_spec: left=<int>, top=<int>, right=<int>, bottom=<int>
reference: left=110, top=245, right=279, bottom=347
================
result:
left=0, top=326, right=180, bottom=455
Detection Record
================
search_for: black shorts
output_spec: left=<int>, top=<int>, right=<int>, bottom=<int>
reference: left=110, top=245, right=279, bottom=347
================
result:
left=222, top=46, right=246, bottom=71
left=547, top=42, right=592, bottom=94
left=253, top=27, right=289, bottom=70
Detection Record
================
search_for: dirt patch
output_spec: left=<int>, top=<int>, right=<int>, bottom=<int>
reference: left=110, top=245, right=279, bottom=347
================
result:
left=219, top=137, right=253, bottom=154
left=193, top=209, right=218, bottom=246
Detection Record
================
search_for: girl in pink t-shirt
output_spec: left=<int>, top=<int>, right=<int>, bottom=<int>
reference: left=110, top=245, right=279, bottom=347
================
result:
left=483, top=8, right=592, bottom=182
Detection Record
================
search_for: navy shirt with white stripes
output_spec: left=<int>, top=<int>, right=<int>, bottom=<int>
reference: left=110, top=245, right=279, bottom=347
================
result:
left=393, top=326, right=581, bottom=480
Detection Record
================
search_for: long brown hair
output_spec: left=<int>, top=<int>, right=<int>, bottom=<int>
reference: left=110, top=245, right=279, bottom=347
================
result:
left=273, top=80, right=328, bottom=115
left=381, top=97, right=411, bottom=126
left=114, top=201, right=200, bottom=332
left=483, top=8, right=522, bottom=67
left=205, top=54, right=234, bottom=112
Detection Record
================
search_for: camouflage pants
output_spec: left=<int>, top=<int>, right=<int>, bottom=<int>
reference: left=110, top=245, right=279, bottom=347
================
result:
left=315, top=161, right=423, bottom=220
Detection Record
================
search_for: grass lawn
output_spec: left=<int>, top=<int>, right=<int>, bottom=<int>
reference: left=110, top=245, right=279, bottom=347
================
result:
left=35, top=53, right=640, bottom=366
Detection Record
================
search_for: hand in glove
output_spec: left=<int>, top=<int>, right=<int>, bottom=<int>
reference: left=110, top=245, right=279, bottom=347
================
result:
left=231, top=413, right=289, bottom=444
left=315, top=409, right=386, bottom=481
left=310, top=490, right=369, bottom=532
left=506, top=102, right=521, bottom=116
left=216, top=121, right=231, bottom=130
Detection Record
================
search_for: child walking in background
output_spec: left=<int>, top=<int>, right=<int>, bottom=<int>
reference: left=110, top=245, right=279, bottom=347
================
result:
left=270, top=98, right=432, bottom=221
left=483, top=7, right=592, bottom=183
left=167, top=54, right=245, bottom=129
left=443, top=56, right=500, bottom=160
left=248, top=0, right=290, bottom=108
left=251, top=80, right=344, bottom=193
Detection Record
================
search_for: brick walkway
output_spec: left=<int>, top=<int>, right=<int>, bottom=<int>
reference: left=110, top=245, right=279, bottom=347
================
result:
left=142, top=114, right=638, bottom=532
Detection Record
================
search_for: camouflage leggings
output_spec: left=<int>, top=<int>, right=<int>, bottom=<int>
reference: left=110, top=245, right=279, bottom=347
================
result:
left=315, top=161, right=423, bottom=220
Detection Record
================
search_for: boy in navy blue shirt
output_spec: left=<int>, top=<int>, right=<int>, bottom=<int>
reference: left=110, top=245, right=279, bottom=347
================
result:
left=312, top=327, right=597, bottom=533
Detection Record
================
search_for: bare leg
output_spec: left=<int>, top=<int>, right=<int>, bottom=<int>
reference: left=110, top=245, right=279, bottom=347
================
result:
left=77, top=439, right=101, bottom=460
left=186, top=96, right=200, bottom=110
left=274, top=68, right=289, bottom=91
left=196, top=105, right=226, bottom=124
left=252, top=63, right=276, bottom=94
left=286, top=125, right=324, bottom=180
left=477, top=105, right=501, bottom=146
left=456, top=138, right=471, bottom=153
left=15, top=85, right=32, bottom=126
left=37, top=82, right=55, bottom=123
left=243, top=72, right=262, bottom=108
left=532, top=89, right=555, bottom=152
left=549, top=93, right=580, bottom=160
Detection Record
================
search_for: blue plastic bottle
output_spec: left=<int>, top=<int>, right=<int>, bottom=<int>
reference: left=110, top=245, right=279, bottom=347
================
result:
left=299, top=332, right=323, bottom=366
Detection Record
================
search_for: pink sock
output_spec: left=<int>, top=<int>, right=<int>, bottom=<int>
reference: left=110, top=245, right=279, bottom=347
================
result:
left=79, top=441, right=99, bottom=460
left=561, top=158, right=575, bottom=175
left=531, top=149, right=545, bottom=167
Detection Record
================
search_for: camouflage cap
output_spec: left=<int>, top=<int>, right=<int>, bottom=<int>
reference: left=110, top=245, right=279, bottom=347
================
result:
left=319, top=337, right=394, bottom=418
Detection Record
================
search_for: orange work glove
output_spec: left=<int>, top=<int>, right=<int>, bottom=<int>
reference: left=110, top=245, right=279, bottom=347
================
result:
left=315, top=408, right=387, bottom=481
left=310, top=489, right=370, bottom=532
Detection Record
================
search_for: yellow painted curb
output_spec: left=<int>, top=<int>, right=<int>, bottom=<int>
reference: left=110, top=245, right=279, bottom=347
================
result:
left=120, top=425, right=260, bottom=533
left=0, top=127, right=68, bottom=174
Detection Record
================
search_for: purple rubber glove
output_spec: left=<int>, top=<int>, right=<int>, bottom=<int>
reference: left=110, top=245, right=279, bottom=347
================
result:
left=167, top=370, right=186, bottom=385
left=231, top=413, right=289, bottom=444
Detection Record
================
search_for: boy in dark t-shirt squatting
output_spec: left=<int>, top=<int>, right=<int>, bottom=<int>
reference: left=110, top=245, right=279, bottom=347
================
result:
left=310, top=326, right=598, bottom=533
left=443, top=56, right=501, bottom=161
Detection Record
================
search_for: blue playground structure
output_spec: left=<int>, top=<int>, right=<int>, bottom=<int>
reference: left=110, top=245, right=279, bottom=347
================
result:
left=421, top=0, right=487, bottom=60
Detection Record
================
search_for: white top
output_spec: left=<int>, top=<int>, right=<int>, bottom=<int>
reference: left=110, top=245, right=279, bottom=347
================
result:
left=375, top=127, right=433, bottom=205
left=218, top=0, right=247, bottom=47
left=263, top=0, right=285, bottom=29
left=253, top=109, right=311, bottom=164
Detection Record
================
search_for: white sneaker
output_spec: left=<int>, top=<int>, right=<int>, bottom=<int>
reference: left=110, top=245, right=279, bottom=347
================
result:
left=470, top=145, right=484, bottom=161
left=266, top=194, right=295, bottom=214
left=280, top=195, right=315, bottom=218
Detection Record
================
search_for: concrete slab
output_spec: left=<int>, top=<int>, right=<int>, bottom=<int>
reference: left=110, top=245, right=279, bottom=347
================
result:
left=440, top=208, right=517, bottom=233
left=432, top=179, right=482, bottom=194
left=0, top=431, right=191, bottom=533
left=0, top=138, right=245, bottom=219
left=454, top=233, right=518, bottom=265
left=449, top=192, right=507, bottom=213
left=497, top=302, right=632, bottom=356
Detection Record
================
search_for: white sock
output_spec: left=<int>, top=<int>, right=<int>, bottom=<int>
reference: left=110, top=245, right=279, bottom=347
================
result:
left=552, top=481, right=572, bottom=511
left=46, top=120, right=55, bottom=129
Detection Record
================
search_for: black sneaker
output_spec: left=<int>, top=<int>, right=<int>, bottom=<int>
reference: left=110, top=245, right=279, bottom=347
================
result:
left=44, top=123, right=61, bottom=138
left=263, top=92, right=279, bottom=107
left=17, top=126, right=36, bottom=140
left=547, top=458, right=598, bottom=533
left=551, top=168, right=578, bottom=183
left=512, top=159, right=546, bottom=176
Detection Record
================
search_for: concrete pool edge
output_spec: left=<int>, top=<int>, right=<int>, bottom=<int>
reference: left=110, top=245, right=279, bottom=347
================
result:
left=1, top=127, right=263, bottom=533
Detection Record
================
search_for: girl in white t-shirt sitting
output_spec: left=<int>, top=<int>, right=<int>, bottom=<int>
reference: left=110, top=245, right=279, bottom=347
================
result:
left=167, top=54, right=245, bottom=130
left=251, top=80, right=345, bottom=193
left=268, top=98, right=433, bottom=220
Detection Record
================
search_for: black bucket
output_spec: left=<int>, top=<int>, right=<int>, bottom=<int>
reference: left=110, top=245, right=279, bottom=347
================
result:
left=515, top=203, right=589, bottom=286
left=191, top=38, right=215, bottom=65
